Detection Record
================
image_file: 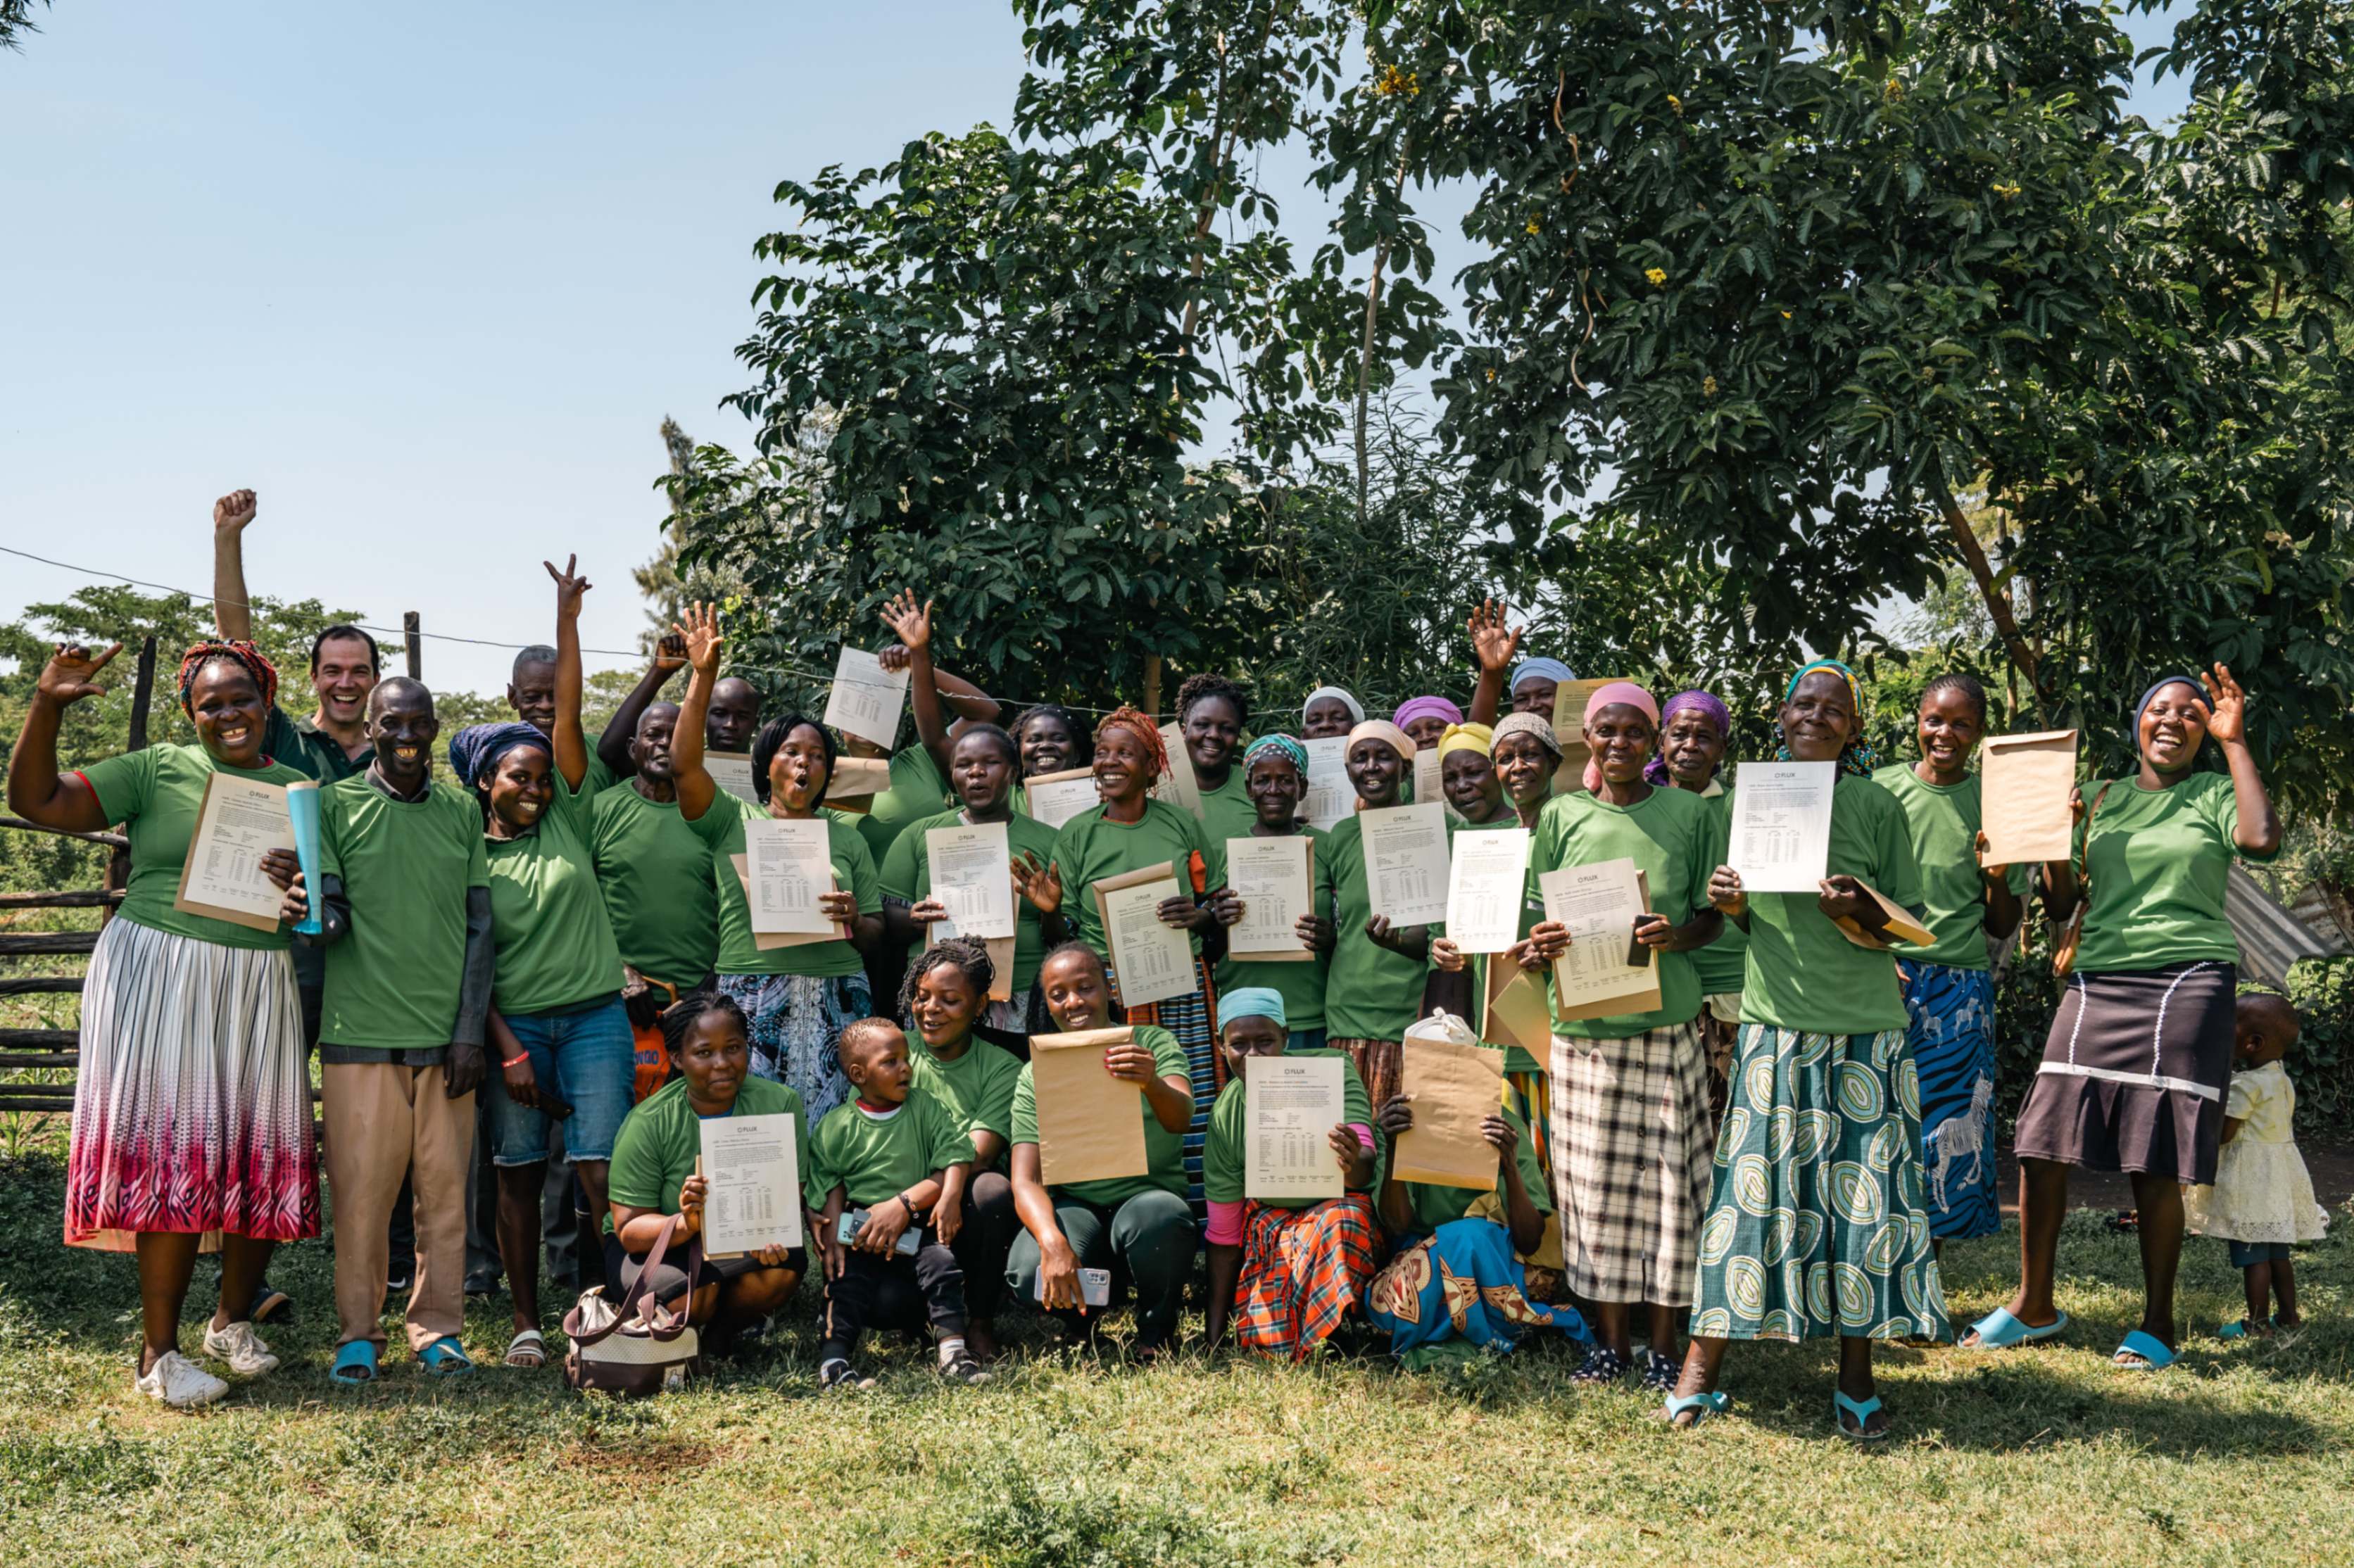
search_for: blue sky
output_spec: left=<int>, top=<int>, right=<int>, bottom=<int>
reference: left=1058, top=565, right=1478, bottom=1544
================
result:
left=1, top=3, right=2191, bottom=697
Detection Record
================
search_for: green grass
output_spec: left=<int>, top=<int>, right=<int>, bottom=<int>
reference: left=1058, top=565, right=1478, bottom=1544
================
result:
left=0, top=1139, right=2347, bottom=1568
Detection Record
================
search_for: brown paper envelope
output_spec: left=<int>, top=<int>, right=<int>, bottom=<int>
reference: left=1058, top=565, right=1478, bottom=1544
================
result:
left=1980, top=729, right=2079, bottom=866
left=1549, top=867, right=1661, bottom=1020
left=1226, top=837, right=1316, bottom=963
left=1030, top=1027, right=1149, bottom=1186
left=172, top=772, right=291, bottom=934
left=1480, top=961, right=1552, bottom=1054
left=731, top=854, right=848, bottom=949
left=824, top=755, right=895, bottom=814
left=1549, top=677, right=1620, bottom=747
left=1832, top=880, right=1935, bottom=950
left=1391, top=1036, right=1507, bottom=1189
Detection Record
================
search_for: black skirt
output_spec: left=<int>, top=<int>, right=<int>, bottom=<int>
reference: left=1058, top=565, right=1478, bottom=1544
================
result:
left=2011, top=962, right=2236, bottom=1182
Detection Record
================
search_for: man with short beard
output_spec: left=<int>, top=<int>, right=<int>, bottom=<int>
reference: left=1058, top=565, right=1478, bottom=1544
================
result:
left=275, top=678, right=493, bottom=1382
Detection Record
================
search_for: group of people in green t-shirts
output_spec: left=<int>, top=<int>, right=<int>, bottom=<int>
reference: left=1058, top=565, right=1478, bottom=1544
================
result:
left=6, top=490, right=2286, bottom=1429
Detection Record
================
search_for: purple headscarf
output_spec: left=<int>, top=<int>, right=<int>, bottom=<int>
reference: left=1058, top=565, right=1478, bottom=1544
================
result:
left=1391, top=695, right=1464, bottom=733
left=1643, top=689, right=1732, bottom=785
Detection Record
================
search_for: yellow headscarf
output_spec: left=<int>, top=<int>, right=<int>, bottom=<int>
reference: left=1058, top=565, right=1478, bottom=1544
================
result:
left=1438, top=721, right=1494, bottom=760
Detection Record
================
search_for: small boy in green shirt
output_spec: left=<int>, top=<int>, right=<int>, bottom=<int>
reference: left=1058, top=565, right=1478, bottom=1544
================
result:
left=808, top=1019, right=986, bottom=1387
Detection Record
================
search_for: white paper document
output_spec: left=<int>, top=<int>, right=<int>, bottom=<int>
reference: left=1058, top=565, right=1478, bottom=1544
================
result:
left=1301, top=736, right=1352, bottom=830
left=1412, top=746, right=1446, bottom=814
left=1538, top=858, right=1660, bottom=1017
left=743, top=817, right=836, bottom=935
left=820, top=645, right=910, bottom=750
left=172, top=772, right=296, bottom=932
left=1728, top=760, right=1837, bottom=893
left=1362, top=802, right=1451, bottom=928
left=1445, top=826, right=1531, bottom=954
left=925, top=821, right=1016, bottom=940
left=1245, top=1053, right=1345, bottom=1201
left=1224, top=835, right=1314, bottom=961
left=1098, top=876, right=1196, bottom=1007
left=1022, top=767, right=1099, bottom=831
left=705, top=751, right=762, bottom=805
left=698, top=1113, right=805, bottom=1255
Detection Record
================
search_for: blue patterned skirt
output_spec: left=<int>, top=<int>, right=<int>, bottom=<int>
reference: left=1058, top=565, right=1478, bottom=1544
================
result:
left=1896, top=960, right=2000, bottom=1242
left=715, top=970, right=872, bottom=1127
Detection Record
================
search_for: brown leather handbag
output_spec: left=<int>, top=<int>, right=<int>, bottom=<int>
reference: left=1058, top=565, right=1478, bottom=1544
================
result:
left=2050, top=782, right=2115, bottom=979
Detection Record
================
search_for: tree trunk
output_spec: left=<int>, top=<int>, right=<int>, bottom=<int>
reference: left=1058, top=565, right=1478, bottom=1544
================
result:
left=1143, top=653, right=1164, bottom=721
left=1930, top=474, right=2044, bottom=721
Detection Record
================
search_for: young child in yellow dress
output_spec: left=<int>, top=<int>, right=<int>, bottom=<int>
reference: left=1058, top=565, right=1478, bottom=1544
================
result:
left=2185, top=994, right=2329, bottom=1341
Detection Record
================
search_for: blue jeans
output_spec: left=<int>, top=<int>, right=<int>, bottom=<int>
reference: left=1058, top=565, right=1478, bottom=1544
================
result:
left=488, top=996, right=633, bottom=1165
left=2229, top=1239, right=2292, bottom=1268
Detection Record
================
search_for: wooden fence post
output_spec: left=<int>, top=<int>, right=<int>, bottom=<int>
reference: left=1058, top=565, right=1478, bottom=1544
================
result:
left=403, top=612, right=422, bottom=680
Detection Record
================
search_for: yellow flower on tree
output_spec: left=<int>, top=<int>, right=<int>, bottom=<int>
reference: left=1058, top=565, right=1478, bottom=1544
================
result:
left=1645, top=267, right=1668, bottom=286
left=1702, top=375, right=1718, bottom=396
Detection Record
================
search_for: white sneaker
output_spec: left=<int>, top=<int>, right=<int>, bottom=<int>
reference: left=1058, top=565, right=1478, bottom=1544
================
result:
left=201, top=1320, right=280, bottom=1377
left=137, top=1351, right=229, bottom=1409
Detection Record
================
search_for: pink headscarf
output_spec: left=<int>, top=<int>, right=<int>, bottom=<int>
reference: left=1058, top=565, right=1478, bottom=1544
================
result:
left=1580, top=681, right=1662, bottom=792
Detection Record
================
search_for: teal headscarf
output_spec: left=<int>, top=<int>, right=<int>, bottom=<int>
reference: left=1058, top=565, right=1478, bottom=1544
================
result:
left=1776, top=658, right=1877, bottom=778
left=1216, top=987, right=1288, bottom=1034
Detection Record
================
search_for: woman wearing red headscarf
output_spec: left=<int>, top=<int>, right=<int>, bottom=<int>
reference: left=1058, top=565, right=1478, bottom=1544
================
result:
left=8, top=638, right=320, bottom=1408
left=1019, top=707, right=1223, bottom=1202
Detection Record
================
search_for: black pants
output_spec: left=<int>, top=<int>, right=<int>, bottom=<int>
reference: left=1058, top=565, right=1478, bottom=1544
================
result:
left=820, top=1232, right=965, bottom=1360
left=951, top=1172, right=1016, bottom=1322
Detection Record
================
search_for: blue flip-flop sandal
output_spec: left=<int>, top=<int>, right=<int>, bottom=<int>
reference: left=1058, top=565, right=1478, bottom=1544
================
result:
left=329, top=1340, right=379, bottom=1387
left=1963, top=1307, right=2069, bottom=1349
left=1663, top=1390, right=1729, bottom=1428
left=1834, top=1389, right=1889, bottom=1442
left=2113, top=1329, right=2177, bottom=1370
left=417, top=1336, right=474, bottom=1377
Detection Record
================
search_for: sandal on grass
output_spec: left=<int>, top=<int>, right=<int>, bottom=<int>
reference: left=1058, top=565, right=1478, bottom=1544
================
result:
left=1571, top=1345, right=1630, bottom=1386
left=503, top=1329, right=546, bottom=1369
left=417, top=1336, right=474, bottom=1377
left=1960, top=1306, right=2068, bottom=1350
left=1834, top=1389, right=1889, bottom=1443
left=2112, top=1329, right=2177, bottom=1370
left=328, top=1341, right=378, bottom=1388
left=1662, top=1390, right=1727, bottom=1428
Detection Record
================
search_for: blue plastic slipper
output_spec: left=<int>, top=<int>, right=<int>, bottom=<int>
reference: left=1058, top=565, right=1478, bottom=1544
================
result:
left=1663, top=1390, right=1729, bottom=1428
left=1963, top=1306, right=2069, bottom=1349
left=1834, top=1389, right=1888, bottom=1442
left=2113, top=1329, right=2177, bottom=1370
left=329, top=1340, right=379, bottom=1387
left=417, top=1336, right=474, bottom=1377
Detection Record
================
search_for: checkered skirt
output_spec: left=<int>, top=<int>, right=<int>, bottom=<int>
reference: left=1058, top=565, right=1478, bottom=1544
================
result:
left=1545, top=1021, right=1711, bottom=1306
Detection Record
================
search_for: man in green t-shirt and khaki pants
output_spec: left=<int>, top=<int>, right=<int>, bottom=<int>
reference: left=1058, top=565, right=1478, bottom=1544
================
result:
left=276, top=678, right=496, bottom=1383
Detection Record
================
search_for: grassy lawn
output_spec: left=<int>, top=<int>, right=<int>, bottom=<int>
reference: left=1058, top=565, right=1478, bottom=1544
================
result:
left=0, top=1133, right=2346, bottom=1568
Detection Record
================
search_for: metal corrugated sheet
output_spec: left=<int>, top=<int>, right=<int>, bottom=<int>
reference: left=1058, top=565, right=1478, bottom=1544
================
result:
left=2225, top=864, right=2345, bottom=990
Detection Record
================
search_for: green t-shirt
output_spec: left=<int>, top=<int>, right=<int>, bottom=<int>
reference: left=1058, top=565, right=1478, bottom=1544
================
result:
left=316, top=776, right=489, bottom=1051
left=1212, top=825, right=1336, bottom=1034
left=260, top=707, right=372, bottom=783
left=881, top=807, right=1062, bottom=992
left=589, top=784, right=719, bottom=990
left=1391, top=1106, right=1552, bottom=1237
left=1200, top=1048, right=1377, bottom=1209
left=1321, top=812, right=1430, bottom=1042
left=1432, top=814, right=1545, bottom=1075
left=482, top=769, right=624, bottom=1015
left=686, top=792, right=882, bottom=978
left=1009, top=1023, right=1191, bottom=1206
left=807, top=1088, right=972, bottom=1210
left=1050, top=799, right=1208, bottom=960
left=852, top=744, right=955, bottom=867
left=1737, top=773, right=1923, bottom=1037
left=911, top=1035, right=1027, bottom=1151
left=1688, top=785, right=1747, bottom=997
left=80, top=742, right=306, bottom=950
left=604, top=1075, right=809, bottom=1236
left=1192, top=766, right=1259, bottom=849
left=1530, top=786, right=1715, bottom=1039
left=2074, top=772, right=2275, bottom=973
left=1870, top=766, right=2029, bottom=971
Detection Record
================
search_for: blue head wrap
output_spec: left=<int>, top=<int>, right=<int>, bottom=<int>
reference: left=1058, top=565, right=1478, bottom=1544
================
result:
left=1216, top=987, right=1289, bottom=1034
left=448, top=721, right=550, bottom=792
left=2133, top=676, right=2210, bottom=731
left=1509, top=657, right=1575, bottom=694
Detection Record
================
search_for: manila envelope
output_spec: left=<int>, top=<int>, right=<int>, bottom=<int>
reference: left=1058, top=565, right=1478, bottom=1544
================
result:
left=826, top=755, right=896, bottom=816
left=1480, top=959, right=1552, bottom=1056
left=1549, top=677, right=1632, bottom=795
left=1089, top=861, right=1194, bottom=1007
left=924, top=923, right=1018, bottom=1002
left=1830, top=880, right=1936, bottom=951
left=1391, top=1035, right=1506, bottom=1190
left=1979, top=729, right=2079, bottom=866
left=1031, top=1027, right=1149, bottom=1186
left=731, top=854, right=848, bottom=949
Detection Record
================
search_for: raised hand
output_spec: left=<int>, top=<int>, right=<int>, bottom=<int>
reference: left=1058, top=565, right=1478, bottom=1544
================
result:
left=1469, top=598, right=1524, bottom=674
left=213, top=489, right=257, bottom=536
left=1011, top=851, right=1064, bottom=914
left=653, top=631, right=688, bottom=676
left=880, top=589, right=933, bottom=654
left=544, top=554, right=593, bottom=618
left=2203, top=662, right=2248, bottom=747
left=35, top=643, right=122, bottom=707
left=673, top=602, right=726, bottom=676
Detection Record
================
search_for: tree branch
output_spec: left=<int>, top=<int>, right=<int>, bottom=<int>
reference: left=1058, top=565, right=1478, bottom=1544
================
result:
left=1930, top=472, right=2044, bottom=721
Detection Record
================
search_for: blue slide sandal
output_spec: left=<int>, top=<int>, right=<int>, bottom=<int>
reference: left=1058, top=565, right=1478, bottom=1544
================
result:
left=329, top=1340, right=379, bottom=1387
left=2113, top=1329, right=2177, bottom=1370
left=1963, top=1307, right=2069, bottom=1349
left=417, top=1336, right=474, bottom=1378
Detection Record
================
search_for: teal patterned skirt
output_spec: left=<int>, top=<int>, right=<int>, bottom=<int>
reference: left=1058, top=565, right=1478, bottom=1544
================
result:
left=1690, top=1025, right=1951, bottom=1343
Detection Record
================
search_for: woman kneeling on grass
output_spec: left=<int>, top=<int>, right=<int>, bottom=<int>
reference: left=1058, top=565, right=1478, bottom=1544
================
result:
left=1200, top=989, right=1380, bottom=1361
left=1004, top=943, right=1200, bottom=1358
left=604, top=992, right=807, bottom=1352
left=1669, top=659, right=1945, bottom=1439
